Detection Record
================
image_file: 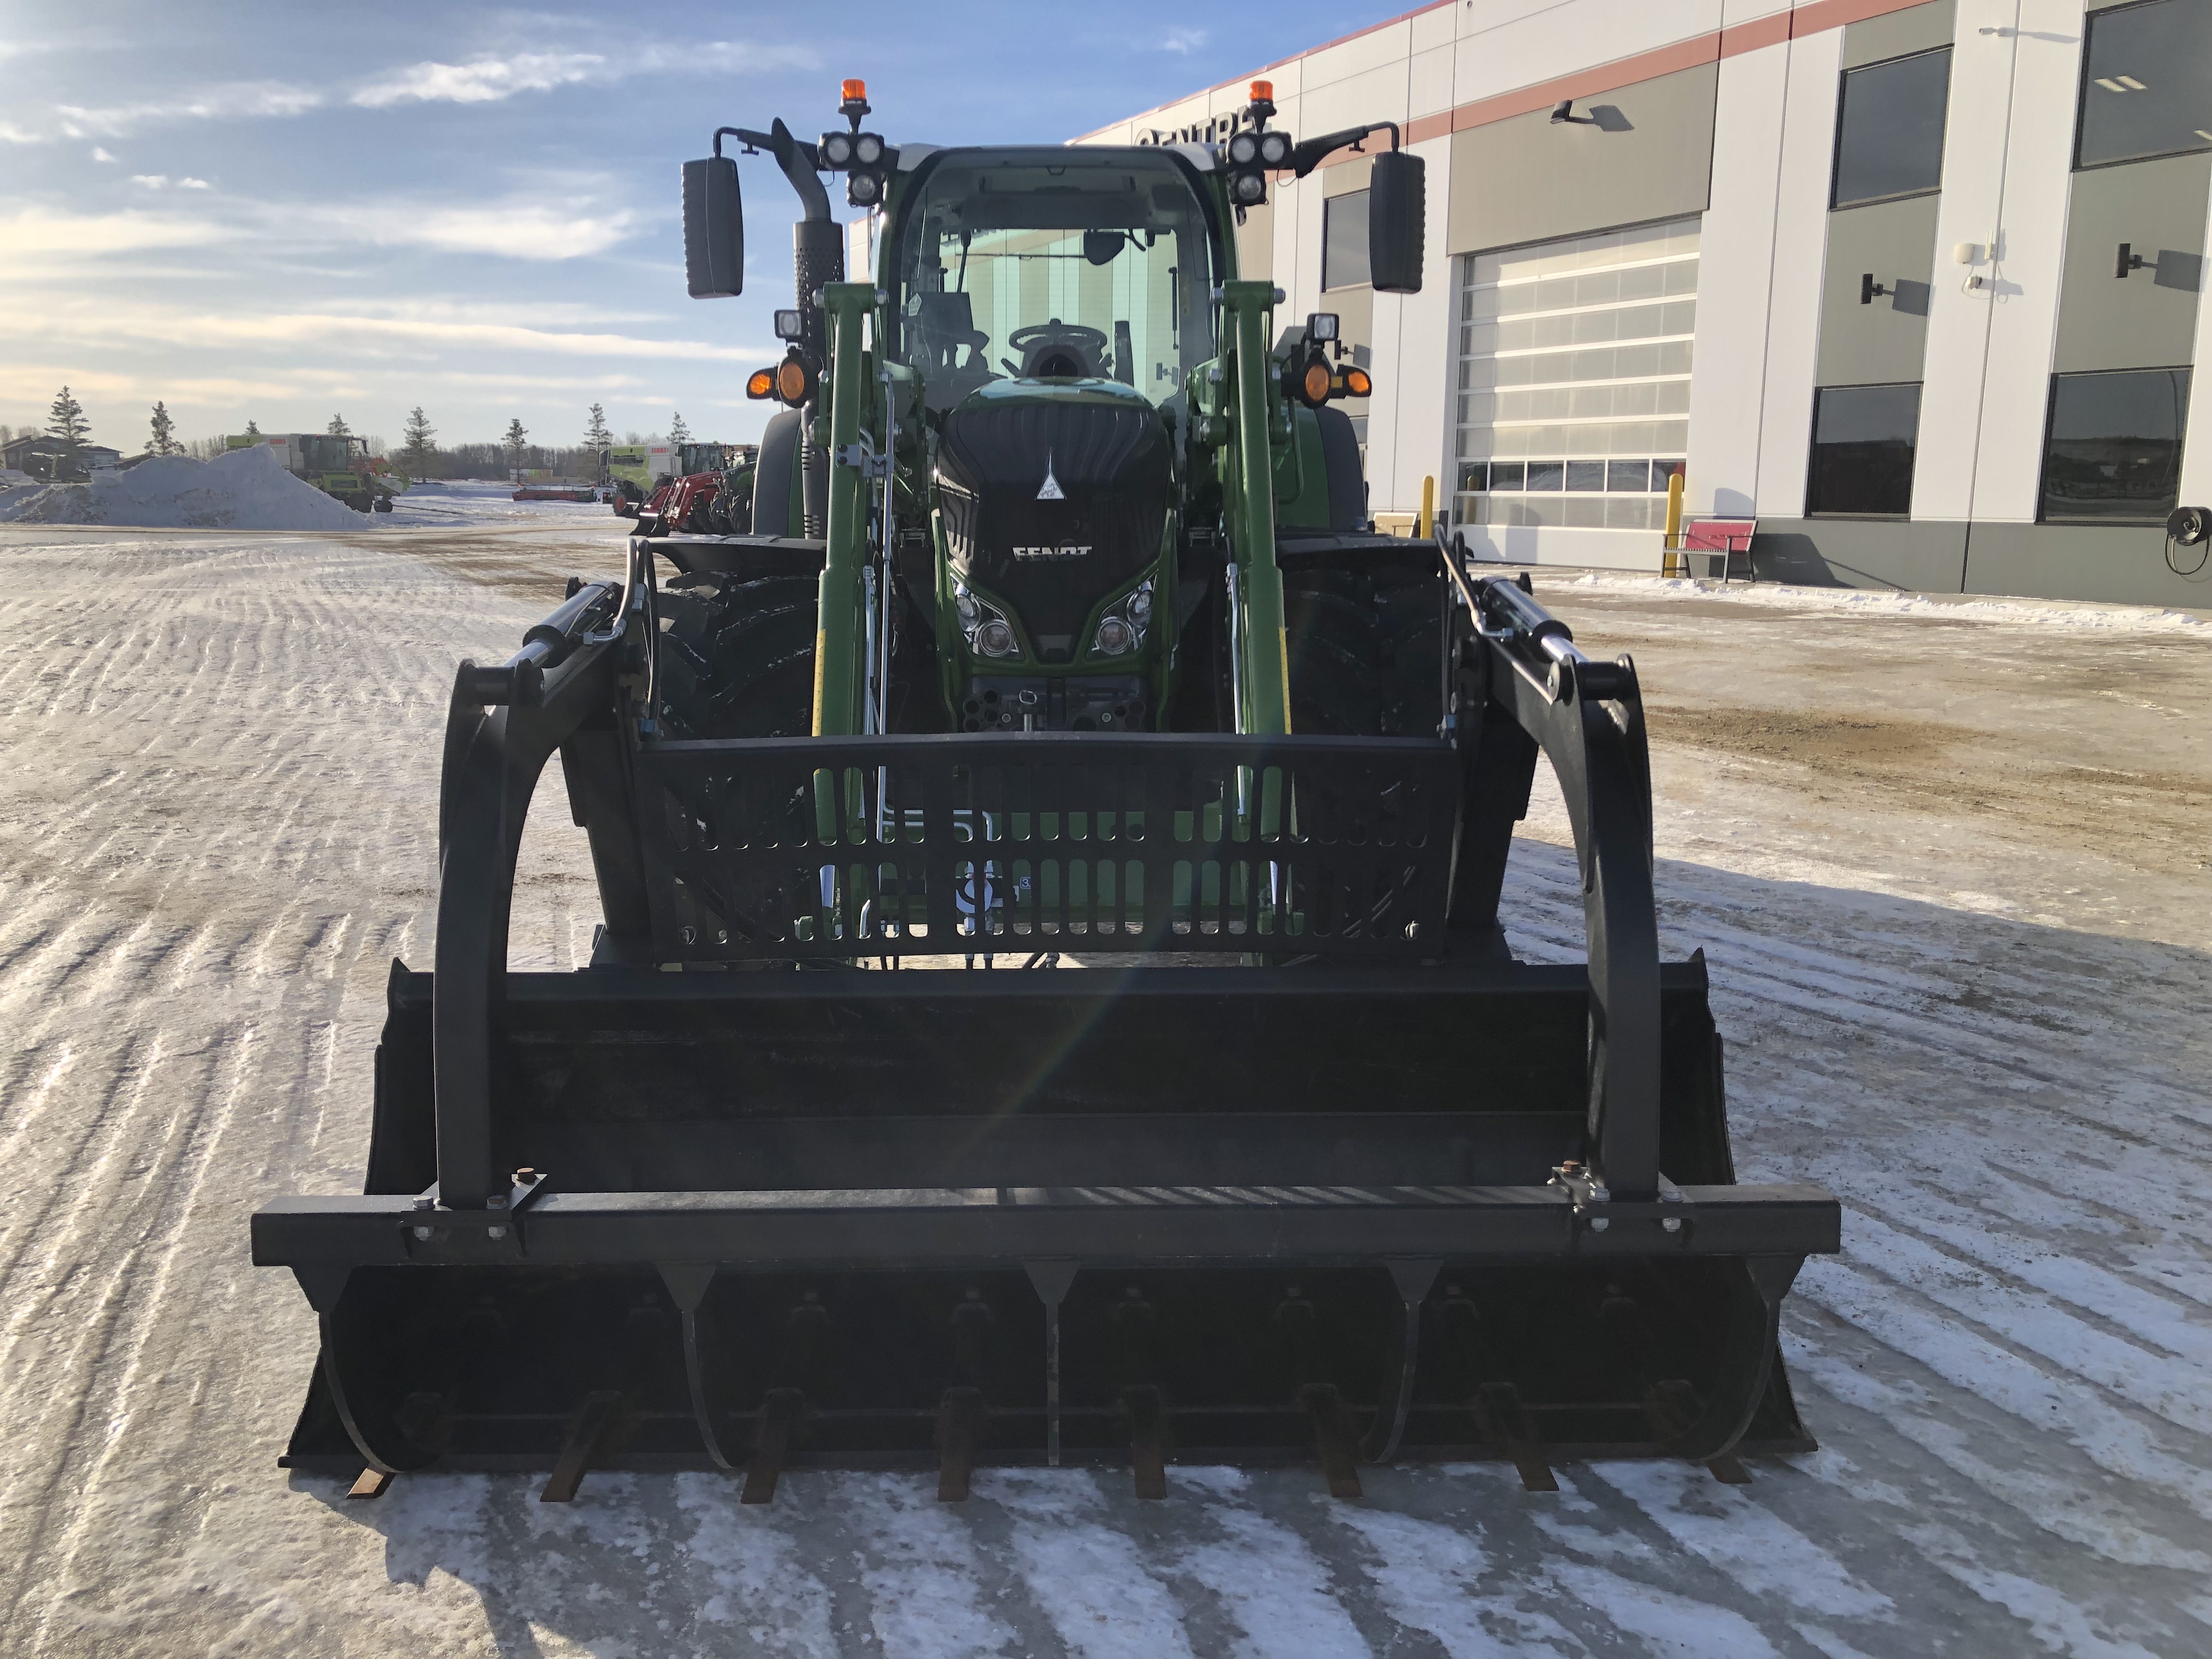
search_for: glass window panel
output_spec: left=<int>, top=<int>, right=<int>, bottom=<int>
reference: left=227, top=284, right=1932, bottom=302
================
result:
left=1655, top=459, right=1685, bottom=485
left=1833, top=48, right=1953, bottom=206
left=1525, top=461, right=1565, bottom=491
left=2078, top=0, right=2212, bottom=168
left=1565, top=461, right=1606, bottom=491
left=1808, top=382, right=1922, bottom=514
left=1488, top=461, right=1526, bottom=489
left=2039, top=367, right=2192, bottom=522
left=1607, top=460, right=1652, bottom=492
left=1323, top=190, right=1372, bottom=291
left=1459, top=463, right=1488, bottom=493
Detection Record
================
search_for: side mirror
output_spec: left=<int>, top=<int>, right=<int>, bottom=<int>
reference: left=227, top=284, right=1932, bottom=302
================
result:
left=1368, top=149, right=1425, bottom=295
left=682, top=156, right=744, bottom=298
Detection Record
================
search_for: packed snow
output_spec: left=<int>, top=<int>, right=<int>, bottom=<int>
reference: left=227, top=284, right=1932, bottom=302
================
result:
left=0, top=444, right=374, bottom=532
left=0, top=520, right=2206, bottom=1658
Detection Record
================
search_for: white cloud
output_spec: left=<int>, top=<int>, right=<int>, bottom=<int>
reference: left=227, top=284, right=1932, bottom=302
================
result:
left=0, top=207, right=224, bottom=256
left=91, top=145, right=117, bottom=162
left=351, top=50, right=607, bottom=108
left=9, top=292, right=766, bottom=363
left=1161, top=27, right=1208, bottom=54
left=178, top=178, right=211, bottom=190
left=0, top=121, right=43, bottom=145
left=314, top=198, right=642, bottom=260
left=131, top=174, right=169, bottom=188
left=350, top=40, right=814, bottom=108
left=33, top=82, right=321, bottom=140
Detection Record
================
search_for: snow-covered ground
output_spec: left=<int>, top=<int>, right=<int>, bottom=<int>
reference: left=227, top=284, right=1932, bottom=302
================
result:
left=0, top=522, right=2205, bottom=1658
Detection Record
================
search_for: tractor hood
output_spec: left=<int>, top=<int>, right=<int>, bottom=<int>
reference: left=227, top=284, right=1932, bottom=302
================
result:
left=934, top=380, right=1170, bottom=661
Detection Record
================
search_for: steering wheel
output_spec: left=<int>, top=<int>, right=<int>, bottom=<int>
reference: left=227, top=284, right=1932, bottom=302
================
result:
left=1007, top=319, right=1111, bottom=378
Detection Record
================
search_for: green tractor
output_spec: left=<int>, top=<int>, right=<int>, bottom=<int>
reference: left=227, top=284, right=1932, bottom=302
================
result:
left=251, top=82, right=1836, bottom=1504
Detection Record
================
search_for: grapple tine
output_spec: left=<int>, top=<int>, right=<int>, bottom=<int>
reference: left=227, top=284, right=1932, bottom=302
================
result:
left=346, top=1468, right=391, bottom=1500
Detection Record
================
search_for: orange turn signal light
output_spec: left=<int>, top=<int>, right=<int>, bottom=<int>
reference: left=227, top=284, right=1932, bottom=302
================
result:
left=775, top=359, right=812, bottom=403
left=746, top=369, right=776, bottom=400
left=1341, top=366, right=1374, bottom=398
left=1301, top=359, right=1333, bottom=406
left=842, top=78, right=868, bottom=102
left=1250, top=80, right=1273, bottom=102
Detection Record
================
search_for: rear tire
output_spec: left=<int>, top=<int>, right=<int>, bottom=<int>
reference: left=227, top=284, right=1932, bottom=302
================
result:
left=656, top=569, right=819, bottom=738
left=1282, top=560, right=1443, bottom=736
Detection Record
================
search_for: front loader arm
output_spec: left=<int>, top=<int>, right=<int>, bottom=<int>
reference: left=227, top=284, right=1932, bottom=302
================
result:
left=1220, top=280, right=1291, bottom=736
left=812, top=280, right=877, bottom=736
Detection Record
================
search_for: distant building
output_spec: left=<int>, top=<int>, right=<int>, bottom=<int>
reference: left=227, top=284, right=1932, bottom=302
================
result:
left=2, top=436, right=121, bottom=479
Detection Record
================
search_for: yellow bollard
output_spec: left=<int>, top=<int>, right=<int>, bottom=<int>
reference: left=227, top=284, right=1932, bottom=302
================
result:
left=1662, top=471, right=1686, bottom=578
left=1418, top=475, right=1435, bottom=540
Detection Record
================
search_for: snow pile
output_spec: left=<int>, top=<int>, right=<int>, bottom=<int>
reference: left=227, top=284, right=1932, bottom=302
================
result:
left=0, top=445, right=372, bottom=532
left=1553, top=569, right=2212, bottom=634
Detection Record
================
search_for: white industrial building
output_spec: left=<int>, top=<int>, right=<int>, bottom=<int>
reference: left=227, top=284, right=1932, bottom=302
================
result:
left=1081, top=0, right=2212, bottom=606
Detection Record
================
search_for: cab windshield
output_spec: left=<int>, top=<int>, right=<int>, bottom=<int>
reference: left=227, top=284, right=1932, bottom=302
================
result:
left=892, top=147, right=1220, bottom=414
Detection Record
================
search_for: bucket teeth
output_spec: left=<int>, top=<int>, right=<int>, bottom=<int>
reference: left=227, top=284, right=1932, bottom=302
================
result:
left=1299, top=1384, right=1364, bottom=1500
left=743, top=1389, right=805, bottom=1505
left=540, top=1390, right=623, bottom=1503
left=936, top=1387, right=984, bottom=1502
left=1121, top=1386, right=1169, bottom=1500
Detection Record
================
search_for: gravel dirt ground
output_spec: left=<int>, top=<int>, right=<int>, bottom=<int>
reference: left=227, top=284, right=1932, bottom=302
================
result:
left=1, top=503, right=2207, bottom=1659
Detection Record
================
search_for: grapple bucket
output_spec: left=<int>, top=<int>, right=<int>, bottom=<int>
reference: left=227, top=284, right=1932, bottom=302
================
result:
left=252, top=561, right=1838, bottom=1499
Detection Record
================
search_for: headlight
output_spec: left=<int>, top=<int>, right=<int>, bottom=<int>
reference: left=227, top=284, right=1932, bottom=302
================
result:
left=975, top=618, right=1016, bottom=657
left=849, top=171, right=881, bottom=205
left=1227, top=131, right=1260, bottom=165
left=1125, top=582, right=1152, bottom=625
left=820, top=131, right=854, bottom=168
left=955, top=588, right=979, bottom=626
left=1095, top=615, right=1135, bottom=655
left=854, top=133, right=884, bottom=166
left=1231, top=172, right=1266, bottom=205
left=1259, top=131, right=1291, bottom=167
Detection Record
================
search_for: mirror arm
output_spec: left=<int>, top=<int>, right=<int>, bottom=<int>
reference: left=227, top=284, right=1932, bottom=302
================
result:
left=1291, top=121, right=1403, bottom=179
left=726, top=119, right=833, bottom=221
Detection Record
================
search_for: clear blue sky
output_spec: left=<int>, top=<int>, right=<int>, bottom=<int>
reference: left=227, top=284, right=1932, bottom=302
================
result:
left=0, top=2, right=1394, bottom=455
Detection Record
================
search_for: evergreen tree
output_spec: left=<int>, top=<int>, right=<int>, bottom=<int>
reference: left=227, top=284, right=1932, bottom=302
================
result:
left=244, top=419, right=262, bottom=439
left=667, top=409, right=691, bottom=444
left=583, top=403, right=612, bottom=449
left=47, top=386, right=90, bottom=469
left=327, top=414, right=351, bottom=437
left=148, top=401, right=178, bottom=456
left=503, top=417, right=529, bottom=478
left=399, top=407, right=437, bottom=480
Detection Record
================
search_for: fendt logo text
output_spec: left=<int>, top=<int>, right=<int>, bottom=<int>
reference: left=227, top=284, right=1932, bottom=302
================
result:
left=1011, top=545, right=1092, bottom=560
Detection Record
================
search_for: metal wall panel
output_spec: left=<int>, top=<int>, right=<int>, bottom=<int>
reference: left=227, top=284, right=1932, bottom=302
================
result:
left=1842, top=0, right=1958, bottom=71
left=2054, top=151, right=2211, bottom=373
left=1446, top=63, right=1717, bottom=256
left=1816, top=194, right=1943, bottom=386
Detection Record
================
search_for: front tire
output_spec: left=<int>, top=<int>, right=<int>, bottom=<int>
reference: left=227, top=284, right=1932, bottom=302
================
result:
left=1282, top=559, right=1444, bottom=736
left=656, top=569, right=819, bottom=738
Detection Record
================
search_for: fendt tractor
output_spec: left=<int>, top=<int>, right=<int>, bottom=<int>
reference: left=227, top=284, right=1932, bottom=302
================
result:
left=253, top=80, right=1838, bottom=1507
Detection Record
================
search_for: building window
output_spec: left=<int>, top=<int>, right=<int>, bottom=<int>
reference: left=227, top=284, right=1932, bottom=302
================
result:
left=1453, top=216, right=1699, bottom=531
left=1323, top=190, right=1370, bottom=291
left=1832, top=48, right=1952, bottom=208
left=2076, top=0, right=2212, bottom=169
left=2039, top=367, right=2192, bottom=522
left=1807, top=382, right=1921, bottom=515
